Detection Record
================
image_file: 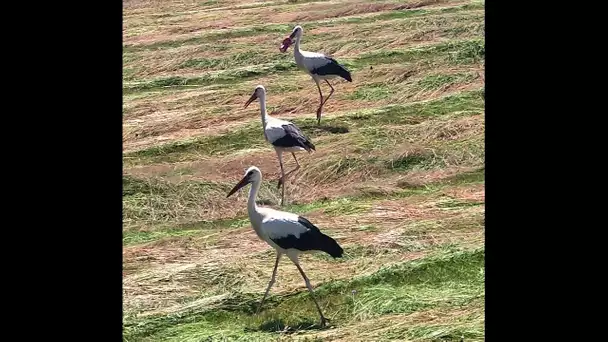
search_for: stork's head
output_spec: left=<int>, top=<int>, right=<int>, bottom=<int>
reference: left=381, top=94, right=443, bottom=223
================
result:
left=226, top=166, right=262, bottom=197
left=244, top=85, right=266, bottom=108
left=279, top=25, right=303, bottom=53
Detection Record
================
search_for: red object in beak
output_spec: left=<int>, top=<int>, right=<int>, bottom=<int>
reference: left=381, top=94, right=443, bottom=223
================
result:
left=280, top=37, right=292, bottom=52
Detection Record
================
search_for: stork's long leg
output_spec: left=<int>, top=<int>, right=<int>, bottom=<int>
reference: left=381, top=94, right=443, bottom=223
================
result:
left=322, top=80, right=335, bottom=108
left=315, top=80, right=336, bottom=125
left=278, top=153, right=301, bottom=189
left=315, top=79, right=324, bottom=108
left=315, top=79, right=325, bottom=125
left=293, top=260, right=328, bottom=327
left=257, top=253, right=282, bottom=314
left=277, top=150, right=286, bottom=206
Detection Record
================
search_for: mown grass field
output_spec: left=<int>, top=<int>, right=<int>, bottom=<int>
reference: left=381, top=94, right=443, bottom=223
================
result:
left=122, top=0, right=485, bottom=340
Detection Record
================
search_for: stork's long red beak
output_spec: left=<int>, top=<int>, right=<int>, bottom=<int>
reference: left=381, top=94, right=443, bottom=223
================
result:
left=244, top=92, right=258, bottom=108
left=227, top=175, right=251, bottom=198
left=280, top=37, right=292, bottom=53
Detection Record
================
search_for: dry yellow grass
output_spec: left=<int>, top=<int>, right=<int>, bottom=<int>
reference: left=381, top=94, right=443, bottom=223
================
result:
left=123, top=0, right=485, bottom=340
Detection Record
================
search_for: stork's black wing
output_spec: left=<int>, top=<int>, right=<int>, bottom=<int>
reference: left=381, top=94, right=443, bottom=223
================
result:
left=311, top=57, right=352, bottom=82
left=269, top=216, right=343, bottom=258
left=271, top=124, right=316, bottom=152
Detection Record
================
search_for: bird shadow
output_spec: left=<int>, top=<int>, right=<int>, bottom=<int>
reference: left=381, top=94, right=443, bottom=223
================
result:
left=256, top=199, right=275, bottom=206
left=246, top=318, right=328, bottom=334
left=300, top=124, right=349, bottom=135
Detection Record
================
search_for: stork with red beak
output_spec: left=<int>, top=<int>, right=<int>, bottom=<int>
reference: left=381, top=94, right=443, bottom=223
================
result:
left=280, top=25, right=352, bottom=125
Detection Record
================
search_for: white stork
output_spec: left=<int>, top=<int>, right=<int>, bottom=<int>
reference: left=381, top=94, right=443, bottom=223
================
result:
left=280, top=25, right=353, bottom=125
left=244, top=85, right=316, bottom=206
left=226, top=166, right=344, bottom=327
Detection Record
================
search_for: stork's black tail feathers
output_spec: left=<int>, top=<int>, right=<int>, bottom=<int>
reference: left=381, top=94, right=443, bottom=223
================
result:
left=303, top=138, right=316, bottom=152
left=297, top=216, right=344, bottom=258
left=279, top=123, right=316, bottom=152
left=330, top=57, right=352, bottom=82
left=314, top=57, right=352, bottom=82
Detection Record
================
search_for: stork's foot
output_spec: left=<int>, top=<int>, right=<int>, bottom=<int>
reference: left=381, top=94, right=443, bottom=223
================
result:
left=255, top=304, right=264, bottom=315
left=316, top=107, right=323, bottom=125
left=320, top=316, right=329, bottom=328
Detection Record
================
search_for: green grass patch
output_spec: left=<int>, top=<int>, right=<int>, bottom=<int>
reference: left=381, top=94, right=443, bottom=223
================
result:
left=347, top=83, right=396, bottom=101
left=123, top=24, right=292, bottom=53
left=199, top=0, right=218, bottom=6
left=124, top=124, right=264, bottom=164
left=124, top=38, right=484, bottom=95
left=386, top=152, right=438, bottom=171
left=123, top=217, right=250, bottom=246
left=123, top=173, right=291, bottom=228
left=123, top=3, right=481, bottom=53
left=342, top=88, right=484, bottom=128
left=353, top=39, right=481, bottom=68
left=178, top=50, right=293, bottom=71
left=123, top=228, right=201, bottom=246
left=383, top=309, right=484, bottom=341
left=125, top=89, right=484, bottom=165
left=123, top=62, right=300, bottom=94
left=300, top=150, right=441, bottom=186
left=435, top=133, right=484, bottom=167
left=123, top=168, right=482, bottom=246
left=446, top=39, right=485, bottom=64
left=434, top=198, right=484, bottom=209
left=124, top=247, right=484, bottom=340
left=441, top=1, right=485, bottom=13
left=444, top=167, right=485, bottom=185
left=123, top=176, right=231, bottom=226
left=291, top=196, right=372, bottom=216
left=415, top=72, right=478, bottom=92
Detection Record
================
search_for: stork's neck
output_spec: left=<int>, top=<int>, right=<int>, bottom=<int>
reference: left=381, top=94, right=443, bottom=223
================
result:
left=259, top=93, right=269, bottom=128
left=294, top=34, right=302, bottom=55
left=247, top=178, right=261, bottom=217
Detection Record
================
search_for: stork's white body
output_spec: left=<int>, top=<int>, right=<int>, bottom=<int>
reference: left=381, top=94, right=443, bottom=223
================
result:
left=227, top=166, right=343, bottom=327
left=245, top=85, right=316, bottom=206
left=294, top=49, right=340, bottom=81
left=283, top=25, right=352, bottom=124
left=247, top=188, right=314, bottom=260
left=263, top=116, right=308, bottom=154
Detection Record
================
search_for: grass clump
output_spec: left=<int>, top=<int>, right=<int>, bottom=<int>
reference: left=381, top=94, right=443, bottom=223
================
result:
left=124, top=248, right=484, bottom=340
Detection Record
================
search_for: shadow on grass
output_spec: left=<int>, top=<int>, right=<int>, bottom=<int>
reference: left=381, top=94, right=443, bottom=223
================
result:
left=300, top=124, right=350, bottom=134
left=256, top=198, right=276, bottom=206
left=247, top=318, right=328, bottom=334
